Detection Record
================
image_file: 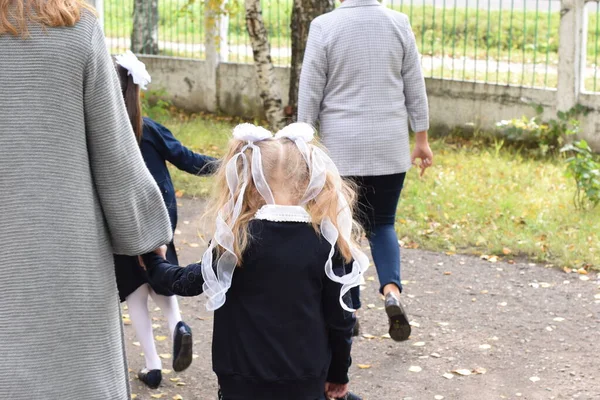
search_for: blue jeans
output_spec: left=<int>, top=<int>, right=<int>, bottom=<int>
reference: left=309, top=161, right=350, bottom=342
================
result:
left=349, top=173, right=406, bottom=310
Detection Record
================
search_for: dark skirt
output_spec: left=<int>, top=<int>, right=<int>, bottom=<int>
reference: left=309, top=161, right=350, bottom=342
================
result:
left=114, top=241, right=179, bottom=302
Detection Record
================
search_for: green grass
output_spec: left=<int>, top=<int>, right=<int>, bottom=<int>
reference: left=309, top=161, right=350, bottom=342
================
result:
left=156, top=113, right=600, bottom=270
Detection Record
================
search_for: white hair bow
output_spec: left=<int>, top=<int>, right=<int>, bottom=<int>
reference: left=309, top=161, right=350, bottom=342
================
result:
left=115, top=51, right=152, bottom=90
left=200, top=123, right=369, bottom=312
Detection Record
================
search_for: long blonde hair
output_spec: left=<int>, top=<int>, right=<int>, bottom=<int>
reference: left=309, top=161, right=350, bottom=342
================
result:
left=0, top=0, right=94, bottom=36
left=207, top=136, right=360, bottom=264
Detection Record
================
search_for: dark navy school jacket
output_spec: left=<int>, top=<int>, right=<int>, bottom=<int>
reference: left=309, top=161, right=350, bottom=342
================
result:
left=140, top=117, right=217, bottom=230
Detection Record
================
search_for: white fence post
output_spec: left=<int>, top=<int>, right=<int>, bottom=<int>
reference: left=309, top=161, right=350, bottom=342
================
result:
left=557, top=0, right=588, bottom=111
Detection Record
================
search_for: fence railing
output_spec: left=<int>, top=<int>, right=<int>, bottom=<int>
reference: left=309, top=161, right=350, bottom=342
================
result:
left=102, top=0, right=600, bottom=93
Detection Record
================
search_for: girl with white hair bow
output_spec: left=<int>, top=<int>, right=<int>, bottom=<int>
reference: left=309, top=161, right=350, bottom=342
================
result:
left=142, top=123, right=368, bottom=400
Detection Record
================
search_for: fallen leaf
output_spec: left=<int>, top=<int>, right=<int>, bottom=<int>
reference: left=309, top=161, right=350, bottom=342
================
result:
left=438, top=322, right=449, bottom=327
left=431, top=353, right=441, bottom=358
left=131, top=395, right=138, bottom=399
left=175, top=190, right=184, bottom=198
left=162, top=369, right=172, bottom=375
left=174, top=229, right=182, bottom=235
left=443, top=271, right=452, bottom=275
left=357, top=364, right=371, bottom=369
left=577, top=268, right=588, bottom=275
left=381, top=333, right=391, bottom=339
left=176, top=382, right=186, bottom=386
left=479, top=344, right=491, bottom=350
left=189, top=243, right=199, bottom=248
left=173, top=396, right=184, bottom=400
left=489, top=256, right=498, bottom=263
left=435, top=396, right=444, bottom=400
left=362, top=334, right=375, bottom=339
left=442, top=373, right=454, bottom=380
left=529, top=376, right=540, bottom=382
left=159, top=353, right=172, bottom=359
left=452, top=369, right=472, bottom=376
left=480, top=290, right=489, bottom=294
left=413, top=342, right=426, bottom=347
left=169, top=378, right=181, bottom=383
left=553, top=317, right=565, bottom=322
left=367, top=277, right=375, bottom=281
left=155, top=335, right=168, bottom=342
left=502, top=247, right=512, bottom=255
left=410, top=321, right=421, bottom=327
left=123, top=318, right=132, bottom=325
left=192, top=354, right=199, bottom=359
left=540, top=282, right=551, bottom=288
left=133, top=342, right=140, bottom=347
left=367, top=304, right=376, bottom=309
left=408, top=366, right=422, bottom=373
left=183, top=221, right=190, bottom=225
left=580, top=276, right=590, bottom=281
left=151, top=395, right=164, bottom=399
left=152, top=324, right=161, bottom=329
left=498, top=302, right=508, bottom=307
left=473, top=367, right=487, bottom=375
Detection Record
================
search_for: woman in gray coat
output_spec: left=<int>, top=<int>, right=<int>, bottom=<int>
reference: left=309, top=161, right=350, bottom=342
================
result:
left=0, top=2, right=173, bottom=399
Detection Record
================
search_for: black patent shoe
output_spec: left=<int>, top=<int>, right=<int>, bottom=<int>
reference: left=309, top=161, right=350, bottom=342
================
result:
left=138, top=368, right=162, bottom=389
left=172, top=321, right=193, bottom=372
left=385, top=292, right=411, bottom=341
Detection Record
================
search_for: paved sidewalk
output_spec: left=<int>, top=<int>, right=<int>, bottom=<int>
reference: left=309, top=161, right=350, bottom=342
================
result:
left=125, top=198, right=600, bottom=400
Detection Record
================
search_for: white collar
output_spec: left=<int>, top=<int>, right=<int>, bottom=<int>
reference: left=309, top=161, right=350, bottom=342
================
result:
left=254, top=205, right=312, bottom=223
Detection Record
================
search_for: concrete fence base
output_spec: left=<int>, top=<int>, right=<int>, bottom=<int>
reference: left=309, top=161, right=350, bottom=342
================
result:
left=139, top=55, right=600, bottom=150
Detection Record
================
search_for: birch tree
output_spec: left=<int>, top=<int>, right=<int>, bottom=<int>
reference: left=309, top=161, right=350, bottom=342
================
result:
left=245, top=0, right=286, bottom=130
left=288, top=0, right=334, bottom=120
left=131, top=0, right=159, bottom=55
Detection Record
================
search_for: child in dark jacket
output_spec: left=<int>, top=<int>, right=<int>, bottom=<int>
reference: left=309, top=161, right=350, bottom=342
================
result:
left=113, top=52, right=217, bottom=389
left=143, top=123, right=369, bottom=400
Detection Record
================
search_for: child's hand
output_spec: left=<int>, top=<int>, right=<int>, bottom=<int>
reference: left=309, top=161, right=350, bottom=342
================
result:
left=154, top=245, right=168, bottom=259
left=325, top=382, right=348, bottom=398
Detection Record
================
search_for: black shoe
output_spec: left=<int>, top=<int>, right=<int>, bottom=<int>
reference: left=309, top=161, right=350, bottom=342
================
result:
left=352, top=318, right=360, bottom=337
left=138, top=368, right=162, bottom=389
left=172, top=321, right=193, bottom=372
left=385, top=292, right=411, bottom=341
left=337, top=392, right=363, bottom=400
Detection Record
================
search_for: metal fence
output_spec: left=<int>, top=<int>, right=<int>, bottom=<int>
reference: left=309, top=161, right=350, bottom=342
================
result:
left=103, top=0, right=600, bottom=92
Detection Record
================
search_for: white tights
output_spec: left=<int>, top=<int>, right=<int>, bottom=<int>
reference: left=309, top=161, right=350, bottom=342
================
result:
left=126, top=284, right=182, bottom=370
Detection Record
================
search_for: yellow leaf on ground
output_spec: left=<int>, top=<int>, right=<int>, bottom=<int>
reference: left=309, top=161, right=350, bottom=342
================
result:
left=367, top=277, right=375, bottom=281
left=442, top=373, right=454, bottom=380
left=189, top=243, right=199, bottom=248
left=152, top=324, right=161, bottom=329
left=435, top=396, right=444, bottom=400
left=366, top=304, right=376, bottom=309
left=530, top=376, right=540, bottom=382
left=169, top=378, right=181, bottom=383
left=473, top=367, right=487, bottom=375
left=173, top=396, right=184, bottom=400
left=408, top=366, right=422, bottom=373
left=443, top=271, right=452, bottom=276
left=413, top=342, right=425, bottom=347
left=133, top=342, right=140, bottom=347
left=357, top=364, right=371, bottom=369
left=381, top=333, right=391, bottom=339
left=162, top=369, right=172, bottom=374
left=452, top=369, right=472, bottom=376
left=175, top=190, right=184, bottom=198
left=479, top=344, right=491, bottom=350
left=580, top=276, right=590, bottom=281
left=362, top=334, right=375, bottom=339
left=151, top=395, right=164, bottom=399
left=502, top=247, right=512, bottom=255
left=131, top=395, right=138, bottom=399
left=174, top=229, right=182, bottom=235
left=577, top=268, right=588, bottom=275
left=409, top=321, right=420, bottom=327
left=176, top=382, right=186, bottom=386
left=155, top=335, right=168, bottom=342
left=553, top=317, right=565, bottom=322
left=159, top=353, right=172, bottom=359
left=122, top=318, right=132, bottom=325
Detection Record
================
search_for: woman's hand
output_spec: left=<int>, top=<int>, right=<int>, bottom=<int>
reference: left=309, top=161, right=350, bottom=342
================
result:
left=325, top=382, right=348, bottom=398
left=411, top=131, right=434, bottom=177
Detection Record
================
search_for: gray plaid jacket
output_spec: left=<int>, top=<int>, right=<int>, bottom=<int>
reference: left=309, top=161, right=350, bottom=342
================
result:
left=298, top=0, right=429, bottom=176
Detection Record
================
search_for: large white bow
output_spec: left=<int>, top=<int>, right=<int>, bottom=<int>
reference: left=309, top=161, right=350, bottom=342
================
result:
left=200, top=123, right=369, bottom=312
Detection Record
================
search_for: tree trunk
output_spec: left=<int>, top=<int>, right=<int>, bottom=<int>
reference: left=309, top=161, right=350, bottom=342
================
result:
left=288, top=0, right=334, bottom=120
left=131, top=0, right=159, bottom=55
left=245, top=0, right=286, bottom=131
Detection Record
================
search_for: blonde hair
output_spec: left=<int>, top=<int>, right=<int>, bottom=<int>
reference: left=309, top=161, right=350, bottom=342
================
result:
left=207, top=136, right=360, bottom=264
left=0, top=0, right=94, bottom=36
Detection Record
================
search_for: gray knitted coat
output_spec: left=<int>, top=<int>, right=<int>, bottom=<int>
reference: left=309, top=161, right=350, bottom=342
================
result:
left=0, top=14, right=173, bottom=399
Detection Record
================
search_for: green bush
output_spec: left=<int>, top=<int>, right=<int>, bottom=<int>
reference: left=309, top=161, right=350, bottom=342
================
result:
left=561, top=140, right=600, bottom=209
